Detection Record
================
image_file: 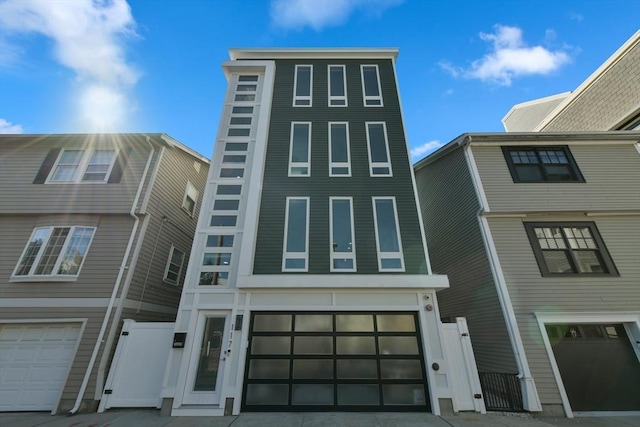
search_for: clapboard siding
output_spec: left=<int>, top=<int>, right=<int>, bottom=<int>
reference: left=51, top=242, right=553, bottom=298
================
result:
left=0, top=214, right=133, bottom=299
left=415, top=146, right=517, bottom=373
left=488, top=215, right=640, bottom=404
left=254, top=59, right=427, bottom=274
left=0, top=134, right=158, bottom=215
left=474, top=143, right=640, bottom=212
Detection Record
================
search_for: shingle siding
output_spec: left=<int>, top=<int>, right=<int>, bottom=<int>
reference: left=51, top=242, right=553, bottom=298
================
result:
left=415, top=146, right=517, bottom=373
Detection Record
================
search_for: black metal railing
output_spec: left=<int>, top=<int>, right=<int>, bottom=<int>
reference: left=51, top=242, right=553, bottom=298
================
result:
left=478, top=372, right=524, bottom=412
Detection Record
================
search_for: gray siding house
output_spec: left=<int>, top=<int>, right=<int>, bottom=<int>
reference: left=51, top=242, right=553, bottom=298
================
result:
left=0, top=133, right=208, bottom=414
left=161, top=49, right=457, bottom=417
left=415, top=30, right=640, bottom=417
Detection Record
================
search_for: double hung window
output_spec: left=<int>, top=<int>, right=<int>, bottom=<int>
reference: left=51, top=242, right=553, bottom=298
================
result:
left=182, top=181, right=199, bottom=216
left=372, top=197, right=404, bottom=271
left=366, top=122, right=392, bottom=176
left=13, top=226, right=96, bottom=279
left=502, top=146, right=584, bottom=182
left=48, top=149, right=117, bottom=183
left=282, top=197, right=309, bottom=272
left=329, top=122, right=351, bottom=176
left=330, top=197, right=356, bottom=271
left=328, top=65, right=347, bottom=106
left=164, top=245, right=185, bottom=285
left=293, top=65, right=313, bottom=106
left=524, top=222, right=617, bottom=276
left=289, top=122, right=311, bottom=177
left=360, top=65, right=383, bottom=106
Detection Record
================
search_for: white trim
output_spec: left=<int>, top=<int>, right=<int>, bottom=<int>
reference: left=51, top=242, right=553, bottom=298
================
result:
left=288, top=122, right=311, bottom=176
left=230, top=48, right=398, bottom=61
left=573, top=411, right=640, bottom=417
left=534, top=311, right=640, bottom=418
left=46, top=148, right=119, bottom=184
left=282, top=196, right=310, bottom=272
left=360, top=64, right=383, bottom=107
left=328, top=64, right=348, bottom=107
left=465, top=146, right=490, bottom=213
left=329, top=197, right=356, bottom=272
left=328, top=122, right=351, bottom=177
left=293, top=64, right=313, bottom=107
left=372, top=197, right=405, bottom=272
left=366, top=122, right=392, bottom=177
left=0, top=298, right=111, bottom=307
left=235, top=274, right=448, bottom=288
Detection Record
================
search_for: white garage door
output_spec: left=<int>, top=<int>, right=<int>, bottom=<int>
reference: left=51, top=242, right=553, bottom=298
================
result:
left=0, top=323, right=82, bottom=412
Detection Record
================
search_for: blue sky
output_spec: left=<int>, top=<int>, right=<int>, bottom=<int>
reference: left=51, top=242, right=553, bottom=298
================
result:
left=1, top=0, right=638, bottom=161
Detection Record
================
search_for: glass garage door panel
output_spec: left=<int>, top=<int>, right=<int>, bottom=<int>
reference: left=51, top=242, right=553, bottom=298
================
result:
left=242, top=312, right=430, bottom=411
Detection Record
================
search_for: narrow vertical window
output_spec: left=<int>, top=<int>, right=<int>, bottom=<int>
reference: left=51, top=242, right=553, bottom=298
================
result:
left=282, top=197, right=309, bottom=272
left=330, top=197, right=356, bottom=272
left=328, top=65, right=347, bottom=106
left=366, top=122, right=392, bottom=176
left=329, top=123, right=351, bottom=176
left=293, top=65, right=312, bottom=106
left=164, top=245, right=185, bottom=285
left=361, top=65, right=383, bottom=106
left=289, top=122, right=311, bottom=177
left=372, top=197, right=404, bottom=271
left=182, top=181, right=199, bottom=216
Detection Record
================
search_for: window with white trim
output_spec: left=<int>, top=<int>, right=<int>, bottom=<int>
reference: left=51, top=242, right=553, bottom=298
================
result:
left=13, top=226, right=96, bottom=279
left=329, top=122, right=351, bottom=176
left=293, top=65, right=313, bottom=106
left=330, top=197, right=356, bottom=272
left=199, top=234, right=234, bottom=286
left=282, top=197, right=309, bottom=271
left=328, top=65, right=347, bottom=106
left=289, top=122, right=311, bottom=177
left=234, top=76, right=258, bottom=102
left=372, top=197, right=404, bottom=271
left=182, top=181, right=199, bottom=216
left=48, top=149, right=117, bottom=183
left=366, top=122, right=392, bottom=176
left=164, top=245, right=185, bottom=285
left=361, top=65, right=383, bottom=106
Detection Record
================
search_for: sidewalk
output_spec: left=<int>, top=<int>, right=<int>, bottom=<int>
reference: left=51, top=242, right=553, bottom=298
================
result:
left=1, top=410, right=639, bottom=427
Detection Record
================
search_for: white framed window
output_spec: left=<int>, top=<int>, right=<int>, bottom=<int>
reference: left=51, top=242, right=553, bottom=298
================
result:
left=329, top=122, right=351, bottom=177
left=360, top=64, right=383, bottom=106
left=182, top=181, right=199, bottom=216
left=164, top=245, right=185, bottom=285
left=12, top=226, right=96, bottom=280
left=330, top=197, right=356, bottom=272
left=47, top=149, right=117, bottom=183
left=366, top=122, right=392, bottom=176
left=328, top=65, right=347, bottom=106
left=288, top=122, right=311, bottom=177
left=372, top=197, right=404, bottom=271
left=199, top=234, right=235, bottom=286
left=293, top=65, right=313, bottom=107
left=234, top=75, right=258, bottom=102
left=282, top=197, right=309, bottom=272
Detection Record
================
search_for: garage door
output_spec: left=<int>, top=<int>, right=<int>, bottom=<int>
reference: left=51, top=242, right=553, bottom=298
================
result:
left=546, top=324, right=640, bottom=411
left=243, top=312, right=430, bottom=411
left=0, top=323, right=82, bottom=411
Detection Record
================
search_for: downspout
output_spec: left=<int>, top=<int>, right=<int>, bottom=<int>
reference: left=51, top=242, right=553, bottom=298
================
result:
left=69, top=137, right=156, bottom=414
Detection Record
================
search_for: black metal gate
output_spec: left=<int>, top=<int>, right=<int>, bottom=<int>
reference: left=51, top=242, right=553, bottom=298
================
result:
left=478, top=372, right=524, bottom=412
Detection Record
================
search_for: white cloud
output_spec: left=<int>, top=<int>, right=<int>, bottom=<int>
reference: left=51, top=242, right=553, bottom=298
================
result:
left=441, top=25, right=570, bottom=86
left=270, top=0, right=403, bottom=31
left=0, top=118, right=24, bottom=134
left=411, top=140, right=443, bottom=160
left=0, top=0, right=140, bottom=131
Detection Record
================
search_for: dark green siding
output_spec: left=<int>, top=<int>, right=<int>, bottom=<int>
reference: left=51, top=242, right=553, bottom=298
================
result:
left=254, top=59, right=427, bottom=274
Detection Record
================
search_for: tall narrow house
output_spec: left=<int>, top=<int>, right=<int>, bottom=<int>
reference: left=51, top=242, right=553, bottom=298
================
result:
left=162, top=49, right=453, bottom=416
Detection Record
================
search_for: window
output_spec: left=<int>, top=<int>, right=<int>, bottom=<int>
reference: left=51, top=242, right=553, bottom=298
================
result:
left=293, top=65, right=312, bottom=106
left=329, top=123, right=351, bottom=176
left=282, top=197, right=309, bottom=272
left=360, top=65, right=383, bottom=106
left=164, top=245, right=185, bottom=285
left=234, top=76, right=258, bottom=102
left=366, top=122, right=392, bottom=176
left=216, top=184, right=242, bottom=195
left=330, top=197, right=356, bottom=272
left=328, top=65, right=347, bottom=106
left=524, top=222, right=618, bottom=276
left=288, top=122, right=311, bottom=177
left=502, top=146, right=584, bottom=183
left=182, top=181, right=199, bottom=216
left=200, top=235, right=233, bottom=286
left=48, top=149, right=117, bottom=183
left=13, top=226, right=96, bottom=279
left=372, top=197, right=404, bottom=271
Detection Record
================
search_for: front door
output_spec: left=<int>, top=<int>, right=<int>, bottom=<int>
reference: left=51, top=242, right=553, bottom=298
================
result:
left=183, top=313, right=230, bottom=405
